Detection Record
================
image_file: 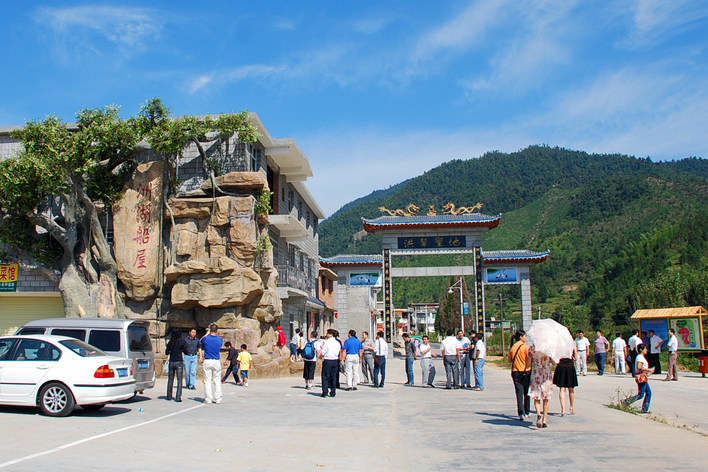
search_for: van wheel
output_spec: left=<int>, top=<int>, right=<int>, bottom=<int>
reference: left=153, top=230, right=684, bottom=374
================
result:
left=39, top=382, right=75, bottom=417
left=81, top=404, right=106, bottom=411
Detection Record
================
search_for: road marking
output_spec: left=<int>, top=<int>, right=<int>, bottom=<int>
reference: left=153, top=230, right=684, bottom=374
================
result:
left=0, top=404, right=204, bottom=469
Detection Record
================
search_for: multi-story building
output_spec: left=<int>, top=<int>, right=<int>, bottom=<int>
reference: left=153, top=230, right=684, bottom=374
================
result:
left=0, top=113, right=326, bottom=340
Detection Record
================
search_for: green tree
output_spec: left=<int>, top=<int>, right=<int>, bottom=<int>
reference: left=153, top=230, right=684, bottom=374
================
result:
left=0, top=98, right=258, bottom=317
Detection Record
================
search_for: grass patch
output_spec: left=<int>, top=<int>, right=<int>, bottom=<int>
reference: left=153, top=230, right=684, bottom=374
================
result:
left=607, top=387, right=708, bottom=437
left=607, top=387, right=640, bottom=414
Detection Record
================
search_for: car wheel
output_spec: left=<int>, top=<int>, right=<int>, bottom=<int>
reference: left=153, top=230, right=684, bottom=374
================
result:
left=39, top=382, right=75, bottom=417
left=81, top=404, right=106, bottom=411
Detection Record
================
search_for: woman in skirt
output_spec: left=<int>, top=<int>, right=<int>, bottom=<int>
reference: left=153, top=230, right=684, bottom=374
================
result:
left=553, top=345, right=578, bottom=416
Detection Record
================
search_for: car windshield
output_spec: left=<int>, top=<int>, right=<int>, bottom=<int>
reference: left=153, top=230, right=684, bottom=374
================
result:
left=60, top=339, right=108, bottom=357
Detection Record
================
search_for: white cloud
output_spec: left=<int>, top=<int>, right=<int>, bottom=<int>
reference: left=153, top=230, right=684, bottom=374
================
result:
left=620, top=0, right=708, bottom=50
left=36, top=5, right=163, bottom=47
left=353, top=16, right=392, bottom=35
left=272, top=17, right=297, bottom=31
left=413, top=0, right=510, bottom=60
left=189, top=75, right=214, bottom=93
left=188, top=64, right=285, bottom=93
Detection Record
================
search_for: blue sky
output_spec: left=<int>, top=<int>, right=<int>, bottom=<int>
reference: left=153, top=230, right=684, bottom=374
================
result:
left=2, top=1, right=708, bottom=217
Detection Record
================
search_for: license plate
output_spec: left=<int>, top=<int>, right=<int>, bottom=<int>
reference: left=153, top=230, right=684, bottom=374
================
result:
left=117, top=368, right=128, bottom=377
left=138, top=361, right=148, bottom=369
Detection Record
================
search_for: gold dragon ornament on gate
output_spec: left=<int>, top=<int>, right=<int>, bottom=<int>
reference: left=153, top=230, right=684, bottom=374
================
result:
left=378, top=202, right=483, bottom=216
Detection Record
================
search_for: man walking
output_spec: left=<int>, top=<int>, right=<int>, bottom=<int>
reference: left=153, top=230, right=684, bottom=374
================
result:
left=472, top=332, right=486, bottom=391
left=373, top=331, right=388, bottom=388
left=182, top=328, right=200, bottom=390
left=360, top=331, right=375, bottom=384
left=290, top=328, right=301, bottom=362
left=200, top=324, right=223, bottom=404
left=420, top=335, right=436, bottom=387
left=664, top=328, right=679, bottom=381
left=341, top=330, right=362, bottom=391
left=403, top=333, right=417, bottom=385
left=612, top=333, right=627, bottom=374
left=648, top=329, right=664, bottom=374
left=574, top=330, right=590, bottom=376
left=319, top=329, right=341, bottom=397
left=593, top=330, right=609, bottom=375
left=441, top=328, right=460, bottom=389
left=457, top=330, right=472, bottom=388
left=303, top=331, right=318, bottom=390
left=627, top=329, right=643, bottom=377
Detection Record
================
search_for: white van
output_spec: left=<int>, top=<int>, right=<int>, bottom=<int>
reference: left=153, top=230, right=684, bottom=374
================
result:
left=16, top=318, right=155, bottom=393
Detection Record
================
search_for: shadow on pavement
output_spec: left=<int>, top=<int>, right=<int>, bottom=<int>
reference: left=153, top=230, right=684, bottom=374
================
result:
left=476, top=411, right=534, bottom=428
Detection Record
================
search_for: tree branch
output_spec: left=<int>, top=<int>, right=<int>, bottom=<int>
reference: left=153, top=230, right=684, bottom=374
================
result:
left=0, top=242, right=61, bottom=285
left=27, top=212, right=70, bottom=249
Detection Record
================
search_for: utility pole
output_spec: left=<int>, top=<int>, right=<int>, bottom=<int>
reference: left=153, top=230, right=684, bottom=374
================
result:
left=497, top=291, right=508, bottom=351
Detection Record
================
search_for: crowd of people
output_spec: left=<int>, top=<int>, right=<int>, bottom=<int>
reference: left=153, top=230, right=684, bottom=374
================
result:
left=508, top=326, right=682, bottom=426
left=163, top=323, right=681, bottom=423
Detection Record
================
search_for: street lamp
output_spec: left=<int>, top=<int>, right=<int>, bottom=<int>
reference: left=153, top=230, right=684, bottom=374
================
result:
left=448, top=277, right=465, bottom=332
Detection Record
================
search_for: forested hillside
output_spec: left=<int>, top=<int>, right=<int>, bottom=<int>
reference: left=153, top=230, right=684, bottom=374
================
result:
left=319, top=146, right=708, bottom=332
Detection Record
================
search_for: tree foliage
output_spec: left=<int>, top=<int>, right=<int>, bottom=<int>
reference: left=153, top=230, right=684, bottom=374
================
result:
left=0, top=98, right=259, bottom=317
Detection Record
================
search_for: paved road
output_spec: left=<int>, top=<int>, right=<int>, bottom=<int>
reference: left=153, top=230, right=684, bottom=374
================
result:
left=0, top=359, right=706, bottom=471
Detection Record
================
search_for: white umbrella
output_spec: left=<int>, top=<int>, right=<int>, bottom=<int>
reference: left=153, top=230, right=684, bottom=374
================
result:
left=526, top=318, right=575, bottom=363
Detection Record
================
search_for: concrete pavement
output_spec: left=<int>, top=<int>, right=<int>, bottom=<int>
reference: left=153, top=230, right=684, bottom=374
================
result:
left=0, top=358, right=706, bottom=471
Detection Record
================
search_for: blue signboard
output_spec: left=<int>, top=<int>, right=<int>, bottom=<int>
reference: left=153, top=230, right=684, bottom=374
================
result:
left=350, top=271, right=381, bottom=286
left=640, top=319, right=669, bottom=348
left=484, top=268, right=519, bottom=284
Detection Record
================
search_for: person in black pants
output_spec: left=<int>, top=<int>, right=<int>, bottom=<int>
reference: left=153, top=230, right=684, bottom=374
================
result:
left=319, top=329, right=342, bottom=397
left=166, top=330, right=185, bottom=402
left=509, top=330, right=532, bottom=420
left=221, top=342, right=241, bottom=385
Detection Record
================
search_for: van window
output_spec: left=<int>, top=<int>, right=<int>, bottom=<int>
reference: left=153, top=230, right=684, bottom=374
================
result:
left=88, top=330, right=121, bottom=352
left=17, top=327, right=46, bottom=335
left=128, top=325, right=152, bottom=353
left=51, top=328, right=86, bottom=341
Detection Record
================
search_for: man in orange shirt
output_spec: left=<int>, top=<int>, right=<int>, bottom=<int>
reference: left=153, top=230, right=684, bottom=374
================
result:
left=509, top=330, right=532, bottom=420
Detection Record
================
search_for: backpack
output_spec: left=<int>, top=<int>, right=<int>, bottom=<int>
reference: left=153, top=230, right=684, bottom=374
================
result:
left=303, top=340, right=316, bottom=360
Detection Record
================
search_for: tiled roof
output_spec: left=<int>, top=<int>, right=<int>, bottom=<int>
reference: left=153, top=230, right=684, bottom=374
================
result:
left=482, top=250, right=550, bottom=264
left=362, top=213, right=501, bottom=232
left=319, top=254, right=383, bottom=267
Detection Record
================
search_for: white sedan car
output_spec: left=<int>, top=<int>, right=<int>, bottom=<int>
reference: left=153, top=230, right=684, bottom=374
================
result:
left=0, top=335, right=136, bottom=416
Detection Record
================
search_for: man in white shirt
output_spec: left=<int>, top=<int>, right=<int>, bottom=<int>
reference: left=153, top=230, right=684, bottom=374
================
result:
left=472, top=332, right=486, bottom=391
left=611, top=333, right=627, bottom=374
left=373, top=331, right=388, bottom=388
left=574, top=330, right=591, bottom=376
left=627, top=329, right=643, bottom=376
left=664, top=328, right=679, bottom=381
left=318, top=329, right=341, bottom=397
left=419, top=335, right=436, bottom=387
left=441, top=328, right=460, bottom=389
left=648, top=329, right=664, bottom=375
left=457, top=330, right=472, bottom=388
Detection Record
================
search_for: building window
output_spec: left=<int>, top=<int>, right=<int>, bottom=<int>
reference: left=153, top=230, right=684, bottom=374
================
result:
left=282, top=188, right=285, bottom=202
left=298, top=201, right=303, bottom=220
left=305, top=210, right=310, bottom=229
left=248, top=143, right=261, bottom=172
left=289, top=245, right=297, bottom=268
left=288, top=189, right=294, bottom=211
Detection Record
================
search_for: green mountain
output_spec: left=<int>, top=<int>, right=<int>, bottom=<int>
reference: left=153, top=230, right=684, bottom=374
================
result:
left=319, top=145, right=708, bottom=332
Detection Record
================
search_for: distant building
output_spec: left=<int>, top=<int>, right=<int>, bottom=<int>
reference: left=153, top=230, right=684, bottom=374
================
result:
left=319, top=254, right=382, bottom=339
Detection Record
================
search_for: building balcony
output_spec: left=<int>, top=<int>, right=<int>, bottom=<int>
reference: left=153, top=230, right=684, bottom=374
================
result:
left=276, top=265, right=312, bottom=298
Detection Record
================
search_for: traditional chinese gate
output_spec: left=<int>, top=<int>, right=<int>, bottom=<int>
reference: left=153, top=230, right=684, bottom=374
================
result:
left=362, top=207, right=549, bottom=345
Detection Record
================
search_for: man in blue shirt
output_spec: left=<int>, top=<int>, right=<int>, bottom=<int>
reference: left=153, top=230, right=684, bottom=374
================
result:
left=341, top=330, right=363, bottom=391
left=199, top=324, right=224, bottom=404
